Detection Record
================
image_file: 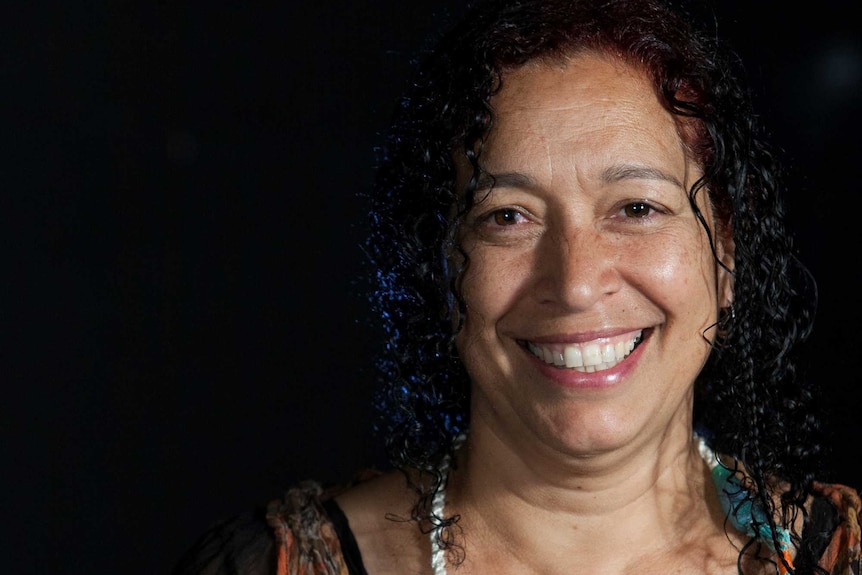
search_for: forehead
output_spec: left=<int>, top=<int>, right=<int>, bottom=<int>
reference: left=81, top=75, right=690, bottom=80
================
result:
left=481, top=53, right=690, bottom=182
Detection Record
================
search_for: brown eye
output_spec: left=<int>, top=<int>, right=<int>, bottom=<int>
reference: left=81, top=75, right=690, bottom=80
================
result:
left=624, top=202, right=652, bottom=218
left=493, top=209, right=520, bottom=225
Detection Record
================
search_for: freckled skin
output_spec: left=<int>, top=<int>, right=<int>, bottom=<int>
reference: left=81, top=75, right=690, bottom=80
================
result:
left=456, top=53, right=735, bottom=460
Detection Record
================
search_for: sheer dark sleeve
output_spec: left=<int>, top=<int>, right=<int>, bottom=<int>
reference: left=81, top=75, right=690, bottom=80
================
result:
left=171, top=474, right=380, bottom=575
left=171, top=507, right=276, bottom=575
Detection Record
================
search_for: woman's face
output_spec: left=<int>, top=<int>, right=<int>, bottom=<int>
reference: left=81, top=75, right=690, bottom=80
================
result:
left=455, top=53, right=734, bottom=458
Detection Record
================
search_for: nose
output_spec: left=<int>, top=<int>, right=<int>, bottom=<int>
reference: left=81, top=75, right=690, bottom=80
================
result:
left=532, top=227, right=622, bottom=311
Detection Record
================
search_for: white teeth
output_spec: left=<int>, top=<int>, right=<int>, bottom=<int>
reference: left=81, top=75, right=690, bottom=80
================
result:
left=526, top=331, right=642, bottom=373
left=563, top=346, right=583, bottom=368
left=555, top=352, right=565, bottom=367
left=583, top=343, right=602, bottom=367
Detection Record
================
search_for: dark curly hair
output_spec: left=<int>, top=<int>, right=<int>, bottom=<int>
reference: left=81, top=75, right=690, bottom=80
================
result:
left=362, top=0, right=823, bottom=571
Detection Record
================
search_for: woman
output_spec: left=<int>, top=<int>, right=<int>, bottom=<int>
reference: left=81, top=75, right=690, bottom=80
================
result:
left=173, top=0, right=861, bottom=573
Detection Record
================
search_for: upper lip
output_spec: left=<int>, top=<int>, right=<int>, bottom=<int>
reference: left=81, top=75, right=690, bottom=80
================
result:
left=521, top=327, right=646, bottom=345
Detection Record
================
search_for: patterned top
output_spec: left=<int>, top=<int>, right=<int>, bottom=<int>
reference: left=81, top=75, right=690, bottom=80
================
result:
left=171, top=473, right=861, bottom=575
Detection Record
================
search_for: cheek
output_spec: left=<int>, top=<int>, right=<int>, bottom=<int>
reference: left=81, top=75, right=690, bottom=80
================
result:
left=459, top=247, right=530, bottom=315
left=629, top=232, right=720, bottom=323
left=647, top=246, right=708, bottom=287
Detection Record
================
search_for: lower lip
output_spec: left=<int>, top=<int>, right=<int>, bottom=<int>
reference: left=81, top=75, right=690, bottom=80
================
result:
left=524, top=338, right=645, bottom=389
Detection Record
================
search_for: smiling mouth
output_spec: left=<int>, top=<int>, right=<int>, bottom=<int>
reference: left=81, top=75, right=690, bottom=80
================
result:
left=523, top=330, right=643, bottom=373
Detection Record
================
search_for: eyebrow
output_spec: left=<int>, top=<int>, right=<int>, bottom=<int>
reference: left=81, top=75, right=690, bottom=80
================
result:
left=475, top=171, right=536, bottom=192
left=474, top=164, right=683, bottom=193
left=601, top=164, right=683, bottom=188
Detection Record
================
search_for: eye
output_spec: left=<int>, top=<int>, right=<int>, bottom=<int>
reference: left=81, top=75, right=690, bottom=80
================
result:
left=622, top=201, right=655, bottom=218
left=492, top=208, right=523, bottom=226
left=466, top=204, right=535, bottom=242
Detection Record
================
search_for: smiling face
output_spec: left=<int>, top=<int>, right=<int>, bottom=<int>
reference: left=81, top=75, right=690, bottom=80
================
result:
left=455, top=53, right=734, bottom=458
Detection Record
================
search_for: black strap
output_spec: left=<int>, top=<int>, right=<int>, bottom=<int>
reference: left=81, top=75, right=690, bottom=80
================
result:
left=322, top=498, right=370, bottom=575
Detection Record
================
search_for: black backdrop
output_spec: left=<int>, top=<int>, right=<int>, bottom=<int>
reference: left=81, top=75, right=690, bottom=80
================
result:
left=5, top=2, right=860, bottom=574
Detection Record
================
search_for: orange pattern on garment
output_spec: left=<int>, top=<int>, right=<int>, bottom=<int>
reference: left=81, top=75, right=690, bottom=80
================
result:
left=814, top=481, right=862, bottom=575
left=266, top=481, right=351, bottom=575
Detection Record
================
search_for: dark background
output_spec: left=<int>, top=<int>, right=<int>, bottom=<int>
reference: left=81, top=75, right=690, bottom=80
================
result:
left=4, top=1, right=860, bottom=574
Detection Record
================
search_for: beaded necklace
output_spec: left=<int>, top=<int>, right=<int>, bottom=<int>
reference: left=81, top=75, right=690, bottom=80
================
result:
left=429, top=434, right=793, bottom=575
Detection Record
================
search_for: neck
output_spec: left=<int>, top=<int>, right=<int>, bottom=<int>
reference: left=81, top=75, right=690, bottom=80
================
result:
left=460, top=421, right=703, bottom=511
left=435, top=427, right=731, bottom=574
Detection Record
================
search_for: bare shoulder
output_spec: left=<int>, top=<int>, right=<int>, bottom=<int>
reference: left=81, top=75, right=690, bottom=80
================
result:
left=336, top=469, right=431, bottom=575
